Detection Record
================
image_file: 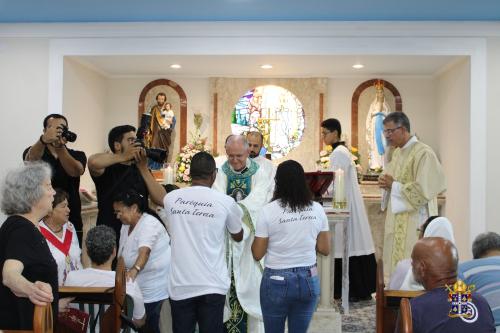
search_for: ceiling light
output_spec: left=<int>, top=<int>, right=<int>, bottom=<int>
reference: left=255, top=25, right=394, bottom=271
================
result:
left=352, top=63, right=364, bottom=69
left=261, top=64, right=273, bottom=69
left=170, top=64, right=181, bottom=69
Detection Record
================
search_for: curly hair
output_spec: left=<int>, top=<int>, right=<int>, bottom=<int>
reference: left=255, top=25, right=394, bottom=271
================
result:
left=86, top=225, right=116, bottom=265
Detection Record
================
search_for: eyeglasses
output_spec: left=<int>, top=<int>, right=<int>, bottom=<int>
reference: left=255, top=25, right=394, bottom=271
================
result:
left=383, top=126, right=402, bottom=135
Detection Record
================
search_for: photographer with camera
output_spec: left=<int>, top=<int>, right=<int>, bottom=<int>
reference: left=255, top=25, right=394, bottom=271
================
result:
left=88, top=125, right=150, bottom=244
left=23, top=114, right=86, bottom=244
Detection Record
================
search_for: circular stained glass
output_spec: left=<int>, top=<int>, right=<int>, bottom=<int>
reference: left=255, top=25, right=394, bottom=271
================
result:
left=231, top=85, right=305, bottom=159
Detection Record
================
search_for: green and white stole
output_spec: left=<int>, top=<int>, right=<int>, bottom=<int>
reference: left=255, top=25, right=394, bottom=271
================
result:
left=221, top=159, right=259, bottom=201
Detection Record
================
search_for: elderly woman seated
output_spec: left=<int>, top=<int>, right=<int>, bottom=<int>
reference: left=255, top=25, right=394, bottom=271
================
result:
left=39, top=188, right=82, bottom=285
left=65, top=225, right=146, bottom=328
left=0, top=162, right=61, bottom=329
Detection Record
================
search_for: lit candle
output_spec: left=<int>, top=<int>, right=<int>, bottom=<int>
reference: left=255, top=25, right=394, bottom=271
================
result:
left=164, top=165, right=174, bottom=184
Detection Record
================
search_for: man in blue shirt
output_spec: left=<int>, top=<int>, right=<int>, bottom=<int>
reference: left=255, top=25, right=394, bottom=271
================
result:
left=396, top=237, right=495, bottom=333
left=459, top=232, right=500, bottom=332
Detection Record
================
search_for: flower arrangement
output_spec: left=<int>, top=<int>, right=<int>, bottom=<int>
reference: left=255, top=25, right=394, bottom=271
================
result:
left=316, top=145, right=333, bottom=170
left=351, top=147, right=360, bottom=165
left=176, top=114, right=211, bottom=183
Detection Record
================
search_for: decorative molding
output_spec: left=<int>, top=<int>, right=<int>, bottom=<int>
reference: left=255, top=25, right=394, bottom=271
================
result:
left=2, top=21, right=500, bottom=38
left=319, top=93, right=324, bottom=151
left=351, top=79, right=402, bottom=148
left=213, top=93, right=218, bottom=153
left=137, top=78, right=188, bottom=149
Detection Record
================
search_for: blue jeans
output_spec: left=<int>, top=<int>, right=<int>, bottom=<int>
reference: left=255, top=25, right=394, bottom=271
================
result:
left=144, top=299, right=165, bottom=333
left=260, top=265, right=320, bottom=333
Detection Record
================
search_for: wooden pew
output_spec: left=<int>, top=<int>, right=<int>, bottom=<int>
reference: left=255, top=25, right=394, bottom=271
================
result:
left=376, top=259, right=423, bottom=333
left=399, top=298, right=413, bottom=333
left=58, top=257, right=127, bottom=333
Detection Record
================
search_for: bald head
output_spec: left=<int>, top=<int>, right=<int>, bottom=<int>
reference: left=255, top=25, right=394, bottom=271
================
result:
left=411, top=237, right=458, bottom=290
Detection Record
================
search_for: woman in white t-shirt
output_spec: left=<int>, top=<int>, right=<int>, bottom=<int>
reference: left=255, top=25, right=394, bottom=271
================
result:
left=39, top=188, right=82, bottom=285
left=113, top=189, right=171, bottom=333
left=252, top=160, right=331, bottom=333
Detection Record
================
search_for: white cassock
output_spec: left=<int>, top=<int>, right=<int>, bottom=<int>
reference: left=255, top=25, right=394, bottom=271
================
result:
left=329, top=145, right=375, bottom=258
left=213, top=158, right=273, bottom=333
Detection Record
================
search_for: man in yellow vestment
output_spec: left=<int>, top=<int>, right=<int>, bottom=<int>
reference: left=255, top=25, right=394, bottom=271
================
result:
left=378, top=112, right=446, bottom=277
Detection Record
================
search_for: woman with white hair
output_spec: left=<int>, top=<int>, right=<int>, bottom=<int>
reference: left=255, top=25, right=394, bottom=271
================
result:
left=388, top=216, right=455, bottom=290
left=0, top=162, right=59, bottom=330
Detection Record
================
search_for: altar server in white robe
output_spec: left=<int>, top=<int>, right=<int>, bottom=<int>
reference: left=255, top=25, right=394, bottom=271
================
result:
left=213, top=135, right=273, bottom=333
left=321, top=118, right=377, bottom=302
left=378, top=112, right=446, bottom=277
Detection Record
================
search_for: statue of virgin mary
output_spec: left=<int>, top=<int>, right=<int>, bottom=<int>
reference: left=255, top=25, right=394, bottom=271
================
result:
left=365, top=80, right=391, bottom=170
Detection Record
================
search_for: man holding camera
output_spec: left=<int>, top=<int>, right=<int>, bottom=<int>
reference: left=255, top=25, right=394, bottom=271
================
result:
left=23, top=114, right=87, bottom=244
left=88, top=125, right=149, bottom=243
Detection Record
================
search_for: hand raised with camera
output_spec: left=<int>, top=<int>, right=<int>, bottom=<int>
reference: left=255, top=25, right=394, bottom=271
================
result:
left=121, top=142, right=144, bottom=163
left=41, top=121, right=63, bottom=145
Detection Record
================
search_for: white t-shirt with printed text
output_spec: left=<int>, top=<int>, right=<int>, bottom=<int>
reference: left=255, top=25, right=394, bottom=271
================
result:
left=163, top=186, right=243, bottom=301
left=118, top=213, right=171, bottom=303
left=255, top=200, right=329, bottom=269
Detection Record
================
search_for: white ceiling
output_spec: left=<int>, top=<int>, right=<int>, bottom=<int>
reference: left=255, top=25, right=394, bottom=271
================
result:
left=71, top=55, right=464, bottom=78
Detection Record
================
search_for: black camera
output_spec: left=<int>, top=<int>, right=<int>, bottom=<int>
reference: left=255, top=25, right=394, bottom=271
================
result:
left=136, top=113, right=167, bottom=164
left=60, top=125, right=77, bottom=142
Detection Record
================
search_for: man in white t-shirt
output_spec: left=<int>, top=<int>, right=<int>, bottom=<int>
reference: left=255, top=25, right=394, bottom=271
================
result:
left=139, top=151, right=243, bottom=333
left=65, top=225, right=146, bottom=328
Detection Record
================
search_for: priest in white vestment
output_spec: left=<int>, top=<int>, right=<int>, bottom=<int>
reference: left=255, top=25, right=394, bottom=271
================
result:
left=378, top=112, right=446, bottom=277
left=213, top=135, right=272, bottom=333
left=321, top=118, right=377, bottom=301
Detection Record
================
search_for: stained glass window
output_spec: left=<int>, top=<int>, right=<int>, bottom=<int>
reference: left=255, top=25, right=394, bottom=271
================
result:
left=231, top=85, right=305, bottom=159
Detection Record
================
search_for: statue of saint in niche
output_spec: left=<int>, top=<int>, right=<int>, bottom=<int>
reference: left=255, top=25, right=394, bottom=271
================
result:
left=146, top=92, right=176, bottom=161
left=365, top=80, right=391, bottom=170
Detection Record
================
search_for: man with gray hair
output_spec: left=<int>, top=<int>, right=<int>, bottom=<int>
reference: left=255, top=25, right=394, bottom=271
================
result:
left=65, top=225, right=146, bottom=328
left=378, top=112, right=446, bottom=276
left=459, top=232, right=500, bottom=330
left=212, top=134, right=273, bottom=333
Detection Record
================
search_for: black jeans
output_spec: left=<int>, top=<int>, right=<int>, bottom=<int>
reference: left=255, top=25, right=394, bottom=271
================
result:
left=169, top=293, right=226, bottom=333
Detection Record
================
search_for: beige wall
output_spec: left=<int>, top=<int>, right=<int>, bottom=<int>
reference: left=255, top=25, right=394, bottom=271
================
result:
left=0, top=39, right=49, bottom=175
left=63, top=58, right=108, bottom=190
left=327, top=76, right=438, bottom=155
left=0, top=38, right=50, bottom=223
left=436, top=59, right=471, bottom=260
left=486, top=37, right=500, bottom=234
left=104, top=76, right=211, bottom=165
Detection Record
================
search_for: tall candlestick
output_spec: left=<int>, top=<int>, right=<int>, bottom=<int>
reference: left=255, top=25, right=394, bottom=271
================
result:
left=333, top=168, right=347, bottom=209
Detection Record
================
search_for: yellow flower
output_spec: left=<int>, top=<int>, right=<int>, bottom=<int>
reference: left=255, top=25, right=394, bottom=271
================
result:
left=351, top=147, right=358, bottom=153
left=178, top=165, right=185, bottom=172
left=325, top=145, right=333, bottom=153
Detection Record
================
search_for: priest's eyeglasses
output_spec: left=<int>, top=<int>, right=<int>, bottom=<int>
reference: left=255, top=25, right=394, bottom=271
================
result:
left=383, top=126, right=402, bottom=135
